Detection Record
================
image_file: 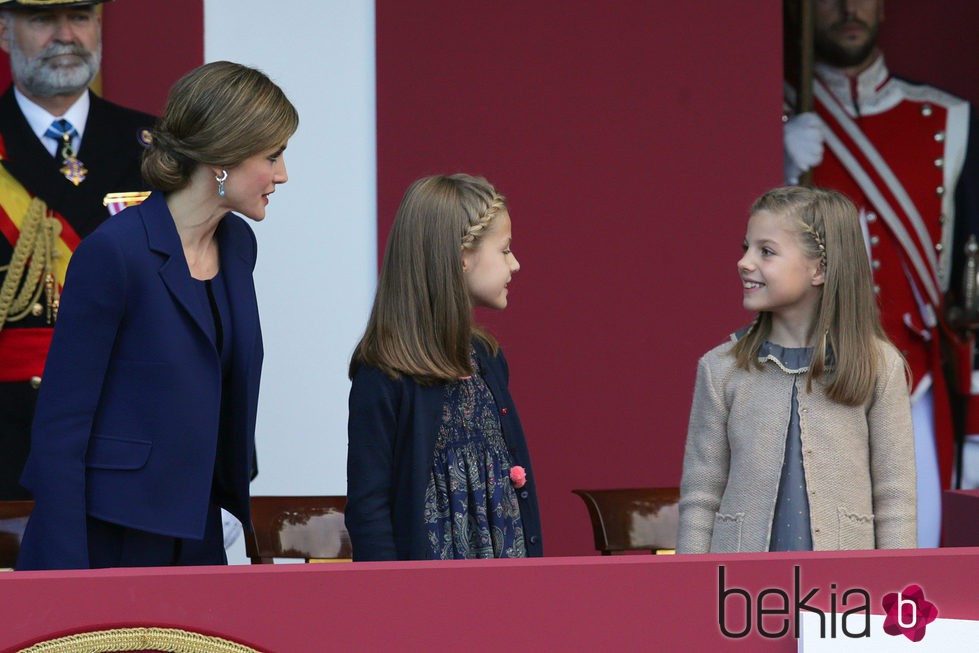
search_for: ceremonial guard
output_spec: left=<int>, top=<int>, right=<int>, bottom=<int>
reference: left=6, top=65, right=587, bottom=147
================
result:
left=783, top=0, right=979, bottom=546
left=0, top=0, right=154, bottom=498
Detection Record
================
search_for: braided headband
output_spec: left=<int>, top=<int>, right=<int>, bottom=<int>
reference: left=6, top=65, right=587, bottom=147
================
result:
left=800, top=222, right=827, bottom=269
left=460, top=193, right=505, bottom=250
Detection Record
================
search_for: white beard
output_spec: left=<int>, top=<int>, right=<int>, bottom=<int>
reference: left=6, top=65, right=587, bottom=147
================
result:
left=8, top=36, right=101, bottom=98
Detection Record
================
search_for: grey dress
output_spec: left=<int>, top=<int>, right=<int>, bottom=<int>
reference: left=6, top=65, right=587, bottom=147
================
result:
left=763, top=341, right=814, bottom=551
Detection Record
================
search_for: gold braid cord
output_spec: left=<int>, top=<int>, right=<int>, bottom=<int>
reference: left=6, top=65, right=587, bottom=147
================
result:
left=15, top=627, right=265, bottom=653
left=0, top=197, right=61, bottom=333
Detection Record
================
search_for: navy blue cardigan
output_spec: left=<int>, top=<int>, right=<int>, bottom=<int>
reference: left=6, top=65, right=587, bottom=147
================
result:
left=346, top=339, right=542, bottom=561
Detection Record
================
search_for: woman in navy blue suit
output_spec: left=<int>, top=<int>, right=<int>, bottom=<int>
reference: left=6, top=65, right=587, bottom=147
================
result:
left=16, top=61, right=298, bottom=569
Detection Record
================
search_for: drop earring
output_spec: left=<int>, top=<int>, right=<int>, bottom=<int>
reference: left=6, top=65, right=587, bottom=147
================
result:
left=215, top=169, right=228, bottom=197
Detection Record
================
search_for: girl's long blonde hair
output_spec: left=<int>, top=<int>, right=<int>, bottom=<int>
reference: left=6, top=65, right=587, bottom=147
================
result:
left=350, top=174, right=506, bottom=383
left=731, top=186, right=902, bottom=405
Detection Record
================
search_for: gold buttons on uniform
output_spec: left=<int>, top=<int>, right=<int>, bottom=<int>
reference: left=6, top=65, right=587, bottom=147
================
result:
left=936, top=243, right=944, bottom=252
left=934, top=131, right=946, bottom=142
left=870, top=235, right=879, bottom=246
left=872, top=259, right=881, bottom=269
left=30, top=376, right=42, bottom=390
left=874, top=285, right=881, bottom=294
left=866, top=212, right=877, bottom=223
left=937, top=186, right=945, bottom=196
left=921, top=104, right=933, bottom=117
left=935, top=158, right=945, bottom=168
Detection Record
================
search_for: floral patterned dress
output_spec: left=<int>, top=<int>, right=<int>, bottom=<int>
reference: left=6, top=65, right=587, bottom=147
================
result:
left=424, top=353, right=526, bottom=559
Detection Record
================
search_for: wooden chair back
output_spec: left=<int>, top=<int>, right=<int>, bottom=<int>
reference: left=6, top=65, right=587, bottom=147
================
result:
left=571, top=487, right=680, bottom=554
left=245, top=496, right=351, bottom=563
left=0, top=500, right=34, bottom=569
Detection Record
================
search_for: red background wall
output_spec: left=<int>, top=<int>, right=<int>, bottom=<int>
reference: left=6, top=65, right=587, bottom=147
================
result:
left=376, top=0, right=781, bottom=556
left=98, top=0, right=202, bottom=116
left=375, top=0, right=979, bottom=556
left=1, top=2, right=977, bottom=557
left=879, top=1, right=979, bottom=108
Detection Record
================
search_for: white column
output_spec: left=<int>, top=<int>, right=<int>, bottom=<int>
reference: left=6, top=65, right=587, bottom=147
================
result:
left=204, top=0, right=377, bottom=561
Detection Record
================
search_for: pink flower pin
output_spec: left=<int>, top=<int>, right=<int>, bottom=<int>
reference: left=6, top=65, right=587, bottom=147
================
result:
left=509, top=466, right=527, bottom=488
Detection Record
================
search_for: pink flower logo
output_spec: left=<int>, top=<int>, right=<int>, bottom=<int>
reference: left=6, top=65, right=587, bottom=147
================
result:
left=881, top=584, right=938, bottom=642
left=509, top=466, right=527, bottom=488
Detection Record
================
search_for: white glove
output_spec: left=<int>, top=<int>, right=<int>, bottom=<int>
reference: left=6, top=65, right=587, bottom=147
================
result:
left=784, top=112, right=825, bottom=184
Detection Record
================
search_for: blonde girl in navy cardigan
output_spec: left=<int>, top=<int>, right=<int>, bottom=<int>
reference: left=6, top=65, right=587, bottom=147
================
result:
left=346, top=174, right=541, bottom=561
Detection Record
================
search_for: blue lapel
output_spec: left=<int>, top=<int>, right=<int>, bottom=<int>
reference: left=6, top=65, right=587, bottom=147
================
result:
left=139, top=190, right=259, bottom=374
left=139, top=191, right=214, bottom=342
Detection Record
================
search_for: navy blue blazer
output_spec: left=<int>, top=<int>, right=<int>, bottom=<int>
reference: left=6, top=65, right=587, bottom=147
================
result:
left=17, top=191, right=263, bottom=570
left=346, top=339, right=543, bottom=561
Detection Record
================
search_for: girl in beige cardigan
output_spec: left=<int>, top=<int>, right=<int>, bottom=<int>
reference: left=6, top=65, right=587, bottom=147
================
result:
left=677, top=187, right=917, bottom=553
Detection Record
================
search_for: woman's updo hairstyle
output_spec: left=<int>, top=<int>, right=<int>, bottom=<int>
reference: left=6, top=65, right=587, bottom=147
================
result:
left=142, top=61, right=299, bottom=192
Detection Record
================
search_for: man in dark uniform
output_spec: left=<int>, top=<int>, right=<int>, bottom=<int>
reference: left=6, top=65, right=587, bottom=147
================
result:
left=0, top=0, right=154, bottom=499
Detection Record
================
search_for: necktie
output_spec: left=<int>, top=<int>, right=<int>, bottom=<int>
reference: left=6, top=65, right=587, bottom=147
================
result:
left=44, top=119, right=77, bottom=158
left=44, top=119, right=87, bottom=186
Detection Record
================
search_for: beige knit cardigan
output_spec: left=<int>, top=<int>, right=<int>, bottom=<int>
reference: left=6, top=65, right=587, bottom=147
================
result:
left=677, top=336, right=917, bottom=553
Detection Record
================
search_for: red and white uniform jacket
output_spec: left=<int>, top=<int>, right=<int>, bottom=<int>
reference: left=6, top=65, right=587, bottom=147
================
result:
left=787, top=56, right=979, bottom=484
